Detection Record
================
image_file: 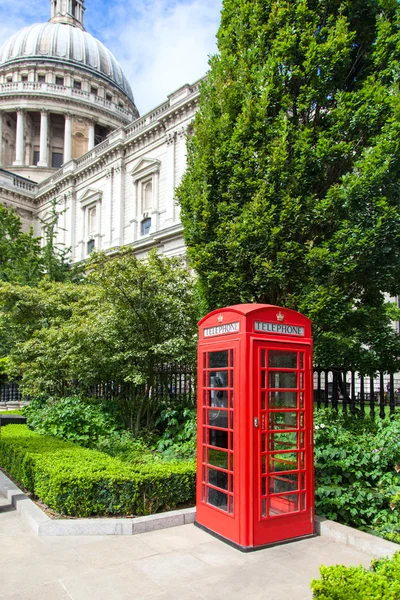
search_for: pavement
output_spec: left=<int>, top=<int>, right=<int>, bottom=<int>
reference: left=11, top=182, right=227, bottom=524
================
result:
left=0, top=492, right=381, bottom=600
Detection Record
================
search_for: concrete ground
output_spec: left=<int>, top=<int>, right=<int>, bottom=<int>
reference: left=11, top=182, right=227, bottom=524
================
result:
left=0, top=492, right=379, bottom=600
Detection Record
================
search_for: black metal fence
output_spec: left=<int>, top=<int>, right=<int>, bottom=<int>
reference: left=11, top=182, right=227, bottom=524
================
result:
left=2, top=365, right=400, bottom=420
left=0, top=363, right=197, bottom=408
left=0, top=380, right=23, bottom=404
left=314, top=369, right=400, bottom=418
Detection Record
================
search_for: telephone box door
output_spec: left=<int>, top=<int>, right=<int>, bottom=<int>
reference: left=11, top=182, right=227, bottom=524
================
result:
left=253, top=342, right=314, bottom=546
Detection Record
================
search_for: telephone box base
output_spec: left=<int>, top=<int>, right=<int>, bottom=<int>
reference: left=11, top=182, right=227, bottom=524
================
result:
left=194, top=521, right=316, bottom=553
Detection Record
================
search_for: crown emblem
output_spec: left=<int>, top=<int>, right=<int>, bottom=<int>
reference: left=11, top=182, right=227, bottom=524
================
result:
left=217, top=314, right=224, bottom=323
left=276, top=312, right=284, bottom=322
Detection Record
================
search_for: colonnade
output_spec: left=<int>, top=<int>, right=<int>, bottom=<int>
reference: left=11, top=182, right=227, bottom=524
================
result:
left=0, top=109, right=97, bottom=168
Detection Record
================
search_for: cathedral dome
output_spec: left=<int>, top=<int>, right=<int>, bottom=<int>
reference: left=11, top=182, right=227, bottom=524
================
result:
left=0, top=22, right=134, bottom=103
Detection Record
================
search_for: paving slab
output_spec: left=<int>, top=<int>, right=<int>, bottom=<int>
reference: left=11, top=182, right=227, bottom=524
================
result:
left=0, top=489, right=392, bottom=600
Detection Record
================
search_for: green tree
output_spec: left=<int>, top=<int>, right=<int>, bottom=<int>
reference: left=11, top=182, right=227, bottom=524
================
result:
left=0, top=205, right=42, bottom=285
left=3, top=250, right=197, bottom=431
left=177, top=0, right=400, bottom=372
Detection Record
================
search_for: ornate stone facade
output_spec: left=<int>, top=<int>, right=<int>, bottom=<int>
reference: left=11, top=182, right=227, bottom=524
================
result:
left=0, top=0, right=200, bottom=259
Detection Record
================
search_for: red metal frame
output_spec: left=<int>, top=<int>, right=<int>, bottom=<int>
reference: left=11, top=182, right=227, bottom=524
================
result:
left=196, top=304, right=314, bottom=551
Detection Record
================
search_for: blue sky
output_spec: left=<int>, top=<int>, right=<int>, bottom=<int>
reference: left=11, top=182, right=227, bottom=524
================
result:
left=0, top=0, right=222, bottom=114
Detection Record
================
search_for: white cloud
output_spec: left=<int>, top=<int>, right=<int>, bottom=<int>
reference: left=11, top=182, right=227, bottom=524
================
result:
left=96, top=0, right=222, bottom=113
left=0, top=0, right=222, bottom=114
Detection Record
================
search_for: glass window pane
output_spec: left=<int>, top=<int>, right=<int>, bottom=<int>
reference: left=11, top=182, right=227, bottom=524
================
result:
left=268, top=431, right=298, bottom=451
left=208, top=468, right=228, bottom=491
left=269, top=351, right=297, bottom=369
left=209, top=371, right=229, bottom=388
left=209, top=351, right=228, bottom=368
left=269, top=412, right=298, bottom=430
left=208, top=389, right=228, bottom=409
left=300, top=353, right=304, bottom=369
left=261, top=391, right=266, bottom=409
left=269, top=391, right=298, bottom=408
left=207, top=409, right=228, bottom=429
left=262, top=498, right=267, bottom=518
left=208, top=449, right=228, bottom=469
left=301, top=493, right=306, bottom=511
left=269, top=473, right=298, bottom=494
left=229, top=495, right=234, bottom=514
left=269, top=494, right=299, bottom=515
left=269, top=372, right=297, bottom=389
left=209, top=429, right=228, bottom=449
left=208, top=488, right=228, bottom=511
left=269, top=452, right=298, bottom=472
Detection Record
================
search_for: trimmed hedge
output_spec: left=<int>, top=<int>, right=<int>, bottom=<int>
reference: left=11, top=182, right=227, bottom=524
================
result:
left=311, top=553, right=400, bottom=599
left=0, top=425, right=196, bottom=517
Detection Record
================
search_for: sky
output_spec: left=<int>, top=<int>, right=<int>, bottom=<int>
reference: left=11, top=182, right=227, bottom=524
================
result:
left=0, top=0, right=222, bottom=114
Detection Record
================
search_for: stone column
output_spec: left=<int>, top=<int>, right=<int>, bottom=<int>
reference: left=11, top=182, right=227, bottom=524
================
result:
left=64, top=113, right=72, bottom=163
left=88, top=121, right=95, bottom=150
left=152, top=170, right=160, bottom=231
left=37, top=110, right=49, bottom=167
left=104, top=167, right=113, bottom=249
left=165, top=131, right=176, bottom=222
left=13, top=108, right=25, bottom=166
left=112, top=159, right=125, bottom=248
left=0, top=112, right=3, bottom=166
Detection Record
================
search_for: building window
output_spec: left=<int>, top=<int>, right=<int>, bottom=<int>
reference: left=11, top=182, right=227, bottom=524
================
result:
left=141, top=218, right=151, bottom=236
left=74, top=80, right=82, bottom=90
left=55, top=76, right=64, bottom=86
left=142, top=181, right=152, bottom=212
left=38, top=75, right=45, bottom=83
left=106, top=93, right=112, bottom=102
left=6, top=76, right=12, bottom=83
left=33, top=150, right=40, bottom=166
left=21, top=75, right=28, bottom=82
left=87, top=239, right=95, bottom=254
left=91, top=86, right=98, bottom=96
left=52, top=152, right=63, bottom=168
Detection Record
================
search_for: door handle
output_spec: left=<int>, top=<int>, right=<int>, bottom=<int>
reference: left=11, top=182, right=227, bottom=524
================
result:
left=254, top=417, right=259, bottom=428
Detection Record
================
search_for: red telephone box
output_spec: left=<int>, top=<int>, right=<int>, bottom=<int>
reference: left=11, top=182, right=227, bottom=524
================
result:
left=195, top=304, right=315, bottom=551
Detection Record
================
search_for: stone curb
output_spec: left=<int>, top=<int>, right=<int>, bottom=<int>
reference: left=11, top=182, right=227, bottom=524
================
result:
left=0, top=470, right=195, bottom=536
left=0, top=468, right=399, bottom=553
left=315, top=515, right=399, bottom=558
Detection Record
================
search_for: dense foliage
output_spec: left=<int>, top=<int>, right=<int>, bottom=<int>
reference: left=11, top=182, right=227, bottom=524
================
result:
left=0, top=425, right=196, bottom=517
left=0, top=205, right=42, bottom=286
left=311, top=553, right=400, bottom=599
left=24, top=396, right=120, bottom=448
left=0, top=249, right=197, bottom=431
left=177, top=0, right=400, bottom=371
left=314, top=409, right=400, bottom=540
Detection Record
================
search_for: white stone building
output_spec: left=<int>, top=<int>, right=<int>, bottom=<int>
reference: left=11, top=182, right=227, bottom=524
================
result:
left=0, top=0, right=201, bottom=259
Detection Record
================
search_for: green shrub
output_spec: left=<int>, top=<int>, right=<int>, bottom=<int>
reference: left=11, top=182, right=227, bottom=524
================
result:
left=0, top=425, right=196, bottom=517
left=311, top=552, right=400, bottom=599
left=95, top=430, right=157, bottom=464
left=25, top=396, right=120, bottom=448
left=155, top=407, right=197, bottom=460
left=314, top=409, right=400, bottom=537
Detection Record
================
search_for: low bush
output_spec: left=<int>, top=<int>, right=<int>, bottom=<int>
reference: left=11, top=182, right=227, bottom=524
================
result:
left=314, top=409, right=400, bottom=539
left=0, top=425, right=196, bottom=517
left=25, top=396, right=120, bottom=448
left=311, top=552, right=400, bottom=599
left=155, top=407, right=197, bottom=460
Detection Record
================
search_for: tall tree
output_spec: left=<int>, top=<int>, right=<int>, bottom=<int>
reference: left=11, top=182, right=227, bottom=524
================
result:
left=177, top=0, right=400, bottom=372
left=0, top=205, right=42, bottom=285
